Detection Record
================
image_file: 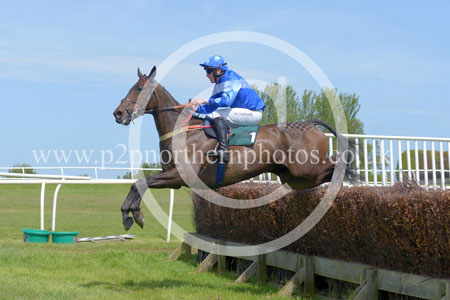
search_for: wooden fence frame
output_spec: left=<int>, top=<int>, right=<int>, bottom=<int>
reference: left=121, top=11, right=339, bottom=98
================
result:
left=168, top=233, right=450, bottom=300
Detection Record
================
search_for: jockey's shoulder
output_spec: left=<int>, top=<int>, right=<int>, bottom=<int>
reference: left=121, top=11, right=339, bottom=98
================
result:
left=218, top=69, right=243, bottom=83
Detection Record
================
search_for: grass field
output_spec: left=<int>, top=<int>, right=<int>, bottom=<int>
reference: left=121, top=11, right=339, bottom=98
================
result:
left=0, top=184, right=305, bottom=300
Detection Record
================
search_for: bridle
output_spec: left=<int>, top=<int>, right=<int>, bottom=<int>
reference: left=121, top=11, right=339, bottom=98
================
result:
left=120, top=98, right=152, bottom=121
left=120, top=77, right=186, bottom=123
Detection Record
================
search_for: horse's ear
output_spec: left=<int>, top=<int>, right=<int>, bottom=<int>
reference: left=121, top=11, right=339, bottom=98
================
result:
left=137, top=68, right=144, bottom=79
left=148, top=66, right=157, bottom=79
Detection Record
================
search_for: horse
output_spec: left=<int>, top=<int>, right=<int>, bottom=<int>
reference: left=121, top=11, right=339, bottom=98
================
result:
left=113, top=66, right=357, bottom=230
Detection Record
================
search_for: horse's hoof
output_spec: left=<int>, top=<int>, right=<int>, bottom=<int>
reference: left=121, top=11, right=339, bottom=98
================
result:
left=133, top=211, right=144, bottom=229
left=124, top=216, right=134, bottom=231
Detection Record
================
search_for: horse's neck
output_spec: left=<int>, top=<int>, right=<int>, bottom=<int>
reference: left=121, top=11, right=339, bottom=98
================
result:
left=152, top=84, right=205, bottom=155
left=152, top=85, right=180, bottom=136
left=152, top=84, right=205, bottom=151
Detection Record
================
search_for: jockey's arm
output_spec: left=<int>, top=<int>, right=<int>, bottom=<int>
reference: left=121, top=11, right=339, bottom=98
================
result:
left=190, top=98, right=207, bottom=106
left=195, top=79, right=242, bottom=114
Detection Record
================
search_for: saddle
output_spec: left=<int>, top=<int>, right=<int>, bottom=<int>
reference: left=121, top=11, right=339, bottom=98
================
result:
left=203, top=119, right=260, bottom=146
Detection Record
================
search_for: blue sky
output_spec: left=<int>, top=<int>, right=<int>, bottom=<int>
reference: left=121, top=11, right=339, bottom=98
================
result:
left=1, top=1, right=449, bottom=173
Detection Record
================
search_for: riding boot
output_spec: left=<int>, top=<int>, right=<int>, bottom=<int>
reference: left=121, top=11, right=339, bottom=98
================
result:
left=208, top=117, right=229, bottom=163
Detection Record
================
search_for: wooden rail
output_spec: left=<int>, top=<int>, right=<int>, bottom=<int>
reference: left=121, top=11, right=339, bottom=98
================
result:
left=168, top=233, right=450, bottom=300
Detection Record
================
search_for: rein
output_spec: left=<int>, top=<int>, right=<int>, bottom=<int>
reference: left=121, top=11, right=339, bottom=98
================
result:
left=158, top=124, right=214, bottom=142
left=159, top=106, right=214, bottom=142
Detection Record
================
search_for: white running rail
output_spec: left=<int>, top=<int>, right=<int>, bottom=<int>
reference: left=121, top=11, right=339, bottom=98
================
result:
left=325, top=133, right=450, bottom=190
left=0, top=169, right=145, bottom=233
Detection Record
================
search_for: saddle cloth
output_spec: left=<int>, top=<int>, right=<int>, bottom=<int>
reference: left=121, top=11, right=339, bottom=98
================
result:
left=203, top=119, right=260, bottom=146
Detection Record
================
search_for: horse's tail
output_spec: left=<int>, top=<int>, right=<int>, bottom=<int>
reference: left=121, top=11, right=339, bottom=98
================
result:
left=306, top=119, right=360, bottom=185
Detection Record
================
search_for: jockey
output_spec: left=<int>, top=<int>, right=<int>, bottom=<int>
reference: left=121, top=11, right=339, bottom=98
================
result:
left=191, top=55, right=265, bottom=163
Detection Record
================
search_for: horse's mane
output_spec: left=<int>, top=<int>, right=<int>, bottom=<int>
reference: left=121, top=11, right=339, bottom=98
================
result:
left=155, top=82, right=203, bottom=126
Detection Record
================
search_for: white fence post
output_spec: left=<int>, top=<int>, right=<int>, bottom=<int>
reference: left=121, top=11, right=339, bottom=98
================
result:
left=52, top=184, right=62, bottom=231
left=414, top=141, right=420, bottom=183
left=423, top=142, right=428, bottom=188
left=398, top=140, right=403, bottom=183
left=167, top=189, right=175, bottom=242
left=381, top=140, right=386, bottom=185
left=364, top=139, right=369, bottom=184
left=406, top=141, right=412, bottom=180
left=355, top=138, right=360, bottom=178
left=40, top=182, right=46, bottom=230
left=431, top=142, right=437, bottom=188
left=389, top=140, right=394, bottom=185
left=372, top=139, right=377, bottom=186
left=448, top=142, right=450, bottom=188
left=439, top=142, right=445, bottom=190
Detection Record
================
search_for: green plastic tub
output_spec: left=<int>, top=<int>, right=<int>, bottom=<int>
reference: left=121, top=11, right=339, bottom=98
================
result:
left=51, top=231, right=80, bottom=244
left=22, top=229, right=51, bottom=243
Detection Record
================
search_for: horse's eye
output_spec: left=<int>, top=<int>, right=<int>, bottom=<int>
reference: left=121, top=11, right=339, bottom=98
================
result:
left=137, top=87, right=143, bottom=92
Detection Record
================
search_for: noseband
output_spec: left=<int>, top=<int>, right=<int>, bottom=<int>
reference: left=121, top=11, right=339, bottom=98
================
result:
left=120, top=97, right=155, bottom=121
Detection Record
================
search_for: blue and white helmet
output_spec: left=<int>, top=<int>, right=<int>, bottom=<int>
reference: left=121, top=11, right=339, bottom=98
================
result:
left=199, top=55, right=228, bottom=71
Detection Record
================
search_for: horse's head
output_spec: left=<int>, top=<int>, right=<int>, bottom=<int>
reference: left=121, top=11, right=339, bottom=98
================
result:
left=113, top=66, right=158, bottom=125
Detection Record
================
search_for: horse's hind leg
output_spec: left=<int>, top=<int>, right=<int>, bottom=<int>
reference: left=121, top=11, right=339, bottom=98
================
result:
left=314, top=160, right=335, bottom=185
left=277, top=157, right=335, bottom=190
left=276, top=169, right=317, bottom=190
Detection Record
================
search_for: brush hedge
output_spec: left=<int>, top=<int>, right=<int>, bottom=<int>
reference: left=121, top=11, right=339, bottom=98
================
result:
left=193, top=182, right=450, bottom=279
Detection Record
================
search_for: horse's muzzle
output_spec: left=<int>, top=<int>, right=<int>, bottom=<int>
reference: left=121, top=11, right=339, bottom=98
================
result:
left=113, top=110, right=132, bottom=125
left=113, top=109, right=123, bottom=123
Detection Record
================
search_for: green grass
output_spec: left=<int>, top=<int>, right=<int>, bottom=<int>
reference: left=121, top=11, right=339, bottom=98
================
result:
left=0, top=184, right=304, bottom=299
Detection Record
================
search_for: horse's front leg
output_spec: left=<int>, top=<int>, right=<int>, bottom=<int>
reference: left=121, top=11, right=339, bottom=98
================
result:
left=121, top=179, right=148, bottom=230
left=121, top=168, right=184, bottom=231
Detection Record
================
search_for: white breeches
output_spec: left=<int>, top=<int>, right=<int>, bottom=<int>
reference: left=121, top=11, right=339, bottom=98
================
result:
left=208, top=107, right=263, bottom=127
